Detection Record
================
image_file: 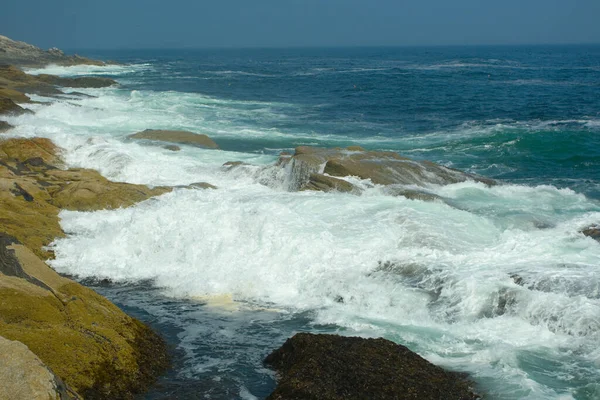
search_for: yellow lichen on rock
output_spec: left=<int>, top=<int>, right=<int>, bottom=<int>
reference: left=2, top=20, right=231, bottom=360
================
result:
left=0, top=137, right=171, bottom=399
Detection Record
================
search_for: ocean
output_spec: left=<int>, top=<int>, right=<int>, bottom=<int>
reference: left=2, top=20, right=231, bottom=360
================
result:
left=5, top=45, right=600, bottom=399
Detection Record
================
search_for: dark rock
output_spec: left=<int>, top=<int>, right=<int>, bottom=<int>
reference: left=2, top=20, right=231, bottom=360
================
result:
left=0, top=98, right=32, bottom=116
left=265, top=333, right=480, bottom=400
left=581, top=225, right=600, bottom=241
left=163, top=145, right=181, bottom=151
left=36, top=74, right=117, bottom=88
left=0, top=120, right=13, bottom=132
left=383, top=186, right=443, bottom=202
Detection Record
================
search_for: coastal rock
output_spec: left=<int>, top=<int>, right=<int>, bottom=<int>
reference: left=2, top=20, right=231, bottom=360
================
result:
left=164, top=144, right=181, bottom=151
left=303, top=173, right=355, bottom=193
left=0, top=120, right=13, bottom=132
left=129, top=129, right=219, bottom=149
left=278, top=146, right=494, bottom=193
left=0, top=64, right=64, bottom=96
left=581, top=225, right=600, bottom=241
left=0, top=137, right=172, bottom=398
left=36, top=74, right=117, bottom=89
left=264, top=333, right=479, bottom=400
left=0, top=336, right=79, bottom=400
left=0, top=138, right=172, bottom=257
left=0, top=97, right=31, bottom=115
left=0, top=35, right=105, bottom=67
left=0, top=86, right=31, bottom=103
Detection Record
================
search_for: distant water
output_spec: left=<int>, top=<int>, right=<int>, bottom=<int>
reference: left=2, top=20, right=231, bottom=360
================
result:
left=6, top=45, right=600, bottom=399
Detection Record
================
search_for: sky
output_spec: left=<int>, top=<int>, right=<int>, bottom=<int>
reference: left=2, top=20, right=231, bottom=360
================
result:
left=2, top=0, right=600, bottom=49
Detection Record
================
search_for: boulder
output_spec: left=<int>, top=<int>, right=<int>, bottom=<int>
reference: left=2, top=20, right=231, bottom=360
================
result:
left=129, top=129, right=219, bottom=149
left=0, top=336, right=79, bottom=400
left=278, top=146, right=494, bottom=193
left=265, top=333, right=479, bottom=400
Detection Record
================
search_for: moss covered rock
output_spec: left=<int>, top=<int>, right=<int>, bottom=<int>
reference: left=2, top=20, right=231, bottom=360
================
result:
left=265, top=333, right=480, bottom=400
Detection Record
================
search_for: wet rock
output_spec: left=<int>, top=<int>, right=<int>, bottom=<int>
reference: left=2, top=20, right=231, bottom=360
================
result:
left=0, top=64, right=64, bottom=96
left=303, top=173, right=355, bottom=193
left=129, top=129, right=219, bottom=149
left=0, top=97, right=32, bottom=115
left=265, top=333, right=480, bottom=400
left=0, top=34, right=105, bottom=67
left=0, top=120, right=13, bottom=132
left=164, top=144, right=181, bottom=151
left=223, top=160, right=246, bottom=168
left=0, top=336, right=79, bottom=400
left=0, top=86, right=31, bottom=103
left=581, top=225, right=600, bottom=241
left=278, top=146, right=494, bottom=192
left=383, top=186, right=443, bottom=202
left=35, top=74, right=117, bottom=88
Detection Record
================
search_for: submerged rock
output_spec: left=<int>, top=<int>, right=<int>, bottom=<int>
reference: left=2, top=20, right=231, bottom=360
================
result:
left=0, top=336, right=79, bottom=400
left=278, top=146, right=494, bottom=194
left=129, top=129, right=219, bottom=149
left=264, top=333, right=479, bottom=400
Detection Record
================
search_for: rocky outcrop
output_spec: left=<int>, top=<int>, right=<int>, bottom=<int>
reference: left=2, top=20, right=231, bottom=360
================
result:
left=264, top=333, right=479, bottom=400
left=0, top=336, right=79, bottom=400
left=0, top=35, right=105, bottom=68
left=129, top=129, right=219, bottom=149
left=0, top=65, right=116, bottom=100
left=0, top=137, right=172, bottom=398
left=276, top=146, right=494, bottom=198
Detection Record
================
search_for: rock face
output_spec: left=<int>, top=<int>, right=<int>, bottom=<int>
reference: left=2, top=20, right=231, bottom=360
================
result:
left=278, top=146, right=494, bottom=194
left=264, top=333, right=479, bottom=400
left=0, top=35, right=105, bottom=67
left=0, top=137, right=171, bottom=398
left=129, top=129, right=219, bottom=149
left=0, top=336, right=79, bottom=400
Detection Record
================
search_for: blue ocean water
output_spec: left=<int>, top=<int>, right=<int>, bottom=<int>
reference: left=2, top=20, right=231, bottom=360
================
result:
left=9, top=45, right=600, bottom=399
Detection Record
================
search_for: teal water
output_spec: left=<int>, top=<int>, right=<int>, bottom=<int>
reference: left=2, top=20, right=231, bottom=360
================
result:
left=7, top=45, right=600, bottom=399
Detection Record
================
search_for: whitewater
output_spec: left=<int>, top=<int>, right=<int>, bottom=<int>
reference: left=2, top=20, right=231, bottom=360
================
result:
left=4, top=46, right=600, bottom=399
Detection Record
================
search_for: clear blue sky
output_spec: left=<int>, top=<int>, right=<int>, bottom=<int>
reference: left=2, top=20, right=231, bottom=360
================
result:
left=3, top=0, right=600, bottom=49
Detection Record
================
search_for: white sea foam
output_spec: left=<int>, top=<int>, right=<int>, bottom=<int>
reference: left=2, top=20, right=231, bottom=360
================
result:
left=7, top=76, right=599, bottom=399
left=23, top=63, right=153, bottom=77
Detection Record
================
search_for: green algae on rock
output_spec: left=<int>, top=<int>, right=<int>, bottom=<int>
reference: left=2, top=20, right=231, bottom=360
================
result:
left=265, top=333, right=480, bottom=400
